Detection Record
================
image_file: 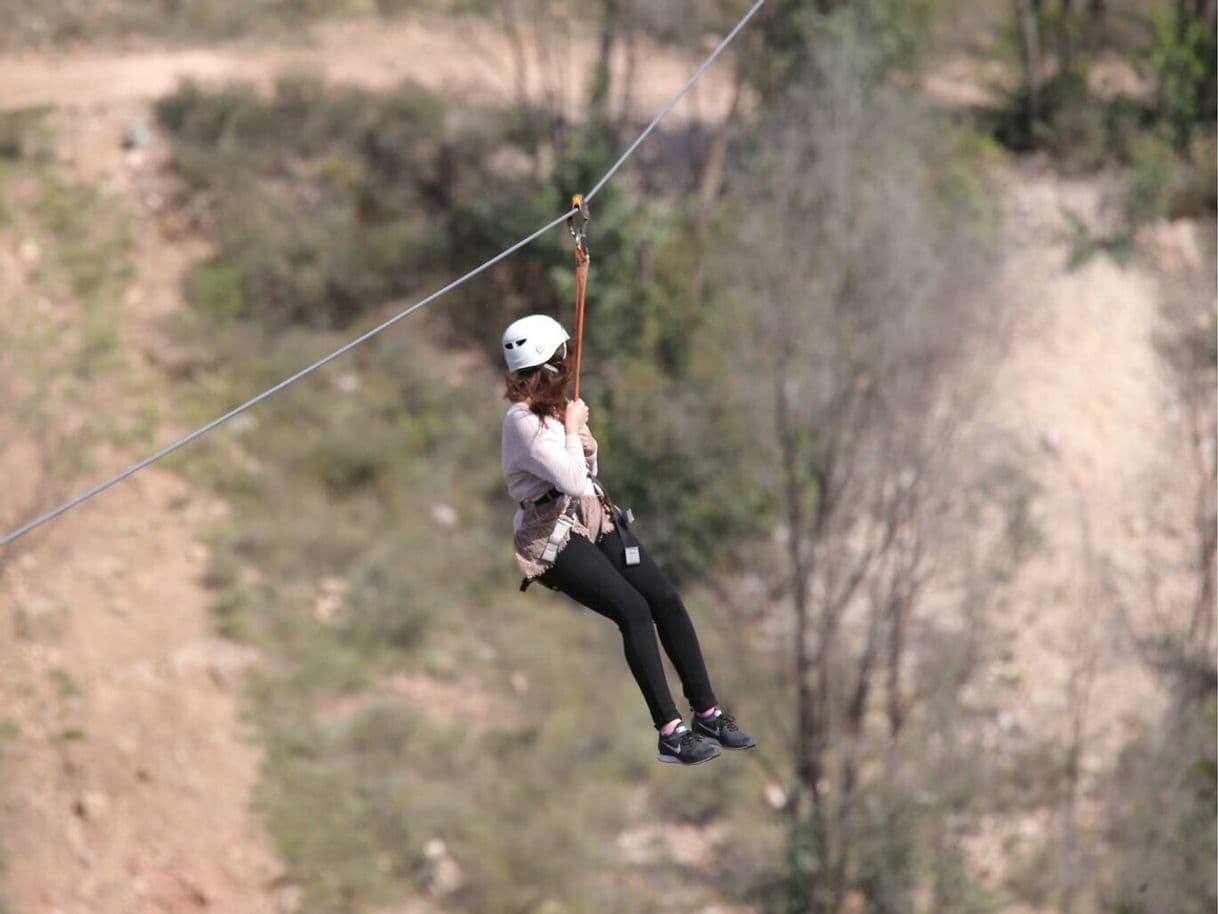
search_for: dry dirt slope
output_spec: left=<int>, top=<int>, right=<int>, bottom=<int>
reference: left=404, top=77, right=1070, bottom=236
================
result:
left=965, top=165, right=1209, bottom=889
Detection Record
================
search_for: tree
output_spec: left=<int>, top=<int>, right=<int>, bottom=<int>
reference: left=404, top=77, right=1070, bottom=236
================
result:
left=712, top=26, right=1006, bottom=912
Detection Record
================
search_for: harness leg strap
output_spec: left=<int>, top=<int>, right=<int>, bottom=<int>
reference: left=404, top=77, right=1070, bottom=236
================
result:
left=587, top=474, right=641, bottom=567
left=540, top=512, right=575, bottom=564
left=612, top=504, right=642, bottom=566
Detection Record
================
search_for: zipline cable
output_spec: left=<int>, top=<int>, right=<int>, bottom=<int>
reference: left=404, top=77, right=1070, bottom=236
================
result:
left=0, top=0, right=765, bottom=549
left=586, top=0, right=765, bottom=203
left=1, top=209, right=574, bottom=547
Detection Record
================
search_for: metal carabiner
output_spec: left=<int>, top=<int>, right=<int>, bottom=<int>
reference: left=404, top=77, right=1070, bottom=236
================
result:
left=567, top=193, right=591, bottom=257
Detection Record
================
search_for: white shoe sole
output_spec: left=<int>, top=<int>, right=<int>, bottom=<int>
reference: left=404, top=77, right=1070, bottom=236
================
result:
left=657, top=751, right=720, bottom=765
left=694, top=731, right=757, bottom=750
left=701, top=739, right=757, bottom=750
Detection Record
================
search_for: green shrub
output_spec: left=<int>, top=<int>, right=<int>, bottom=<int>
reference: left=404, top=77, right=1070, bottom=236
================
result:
left=1171, top=133, right=1218, bottom=217
left=36, top=173, right=134, bottom=309
left=1145, top=8, right=1218, bottom=151
left=994, top=63, right=1116, bottom=169
left=49, top=667, right=81, bottom=699
left=186, top=259, right=245, bottom=323
left=1124, top=131, right=1178, bottom=228
left=0, top=107, right=53, bottom=162
left=158, top=76, right=460, bottom=331
left=343, top=555, right=433, bottom=651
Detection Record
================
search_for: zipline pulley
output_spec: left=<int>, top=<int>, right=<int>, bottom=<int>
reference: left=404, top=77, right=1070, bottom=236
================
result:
left=568, top=193, right=591, bottom=400
left=567, top=192, right=591, bottom=257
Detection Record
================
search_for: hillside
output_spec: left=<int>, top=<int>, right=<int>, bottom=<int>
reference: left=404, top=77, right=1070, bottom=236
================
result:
left=1, top=5, right=1213, bottom=914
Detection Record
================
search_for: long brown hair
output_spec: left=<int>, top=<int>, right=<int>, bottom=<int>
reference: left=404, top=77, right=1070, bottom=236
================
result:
left=504, top=347, right=573, bottom=421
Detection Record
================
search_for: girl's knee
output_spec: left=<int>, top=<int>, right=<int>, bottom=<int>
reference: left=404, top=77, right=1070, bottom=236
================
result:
left=650, top=587, right=684, bottom=617
left=615, top=595, right=653, bottom=631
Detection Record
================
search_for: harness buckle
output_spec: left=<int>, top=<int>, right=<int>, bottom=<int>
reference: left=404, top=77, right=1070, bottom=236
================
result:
left=540, top=512, right=575, bottom=564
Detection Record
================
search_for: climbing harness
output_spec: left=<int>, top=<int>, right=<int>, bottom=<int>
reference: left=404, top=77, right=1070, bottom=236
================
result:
left=540, top=505, right=579, bottom=565
left=520, top=487, right=563, bottom=509
left=590, top=475, right=641, bottom=566
left=517, top=475, right=639, bottom=592
left=519, top=495, right=582, bottom=592
left=0, top=0, right=767, bottom=550
left=567, top=194, right=591, bottom=401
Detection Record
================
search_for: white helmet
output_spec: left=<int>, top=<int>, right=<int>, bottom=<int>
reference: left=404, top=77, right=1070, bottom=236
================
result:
left=501, top=314, right=570, bottom=373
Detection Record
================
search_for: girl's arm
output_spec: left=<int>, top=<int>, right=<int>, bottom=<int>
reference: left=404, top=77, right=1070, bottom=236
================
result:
left=508, top=408, right=594, bottom=496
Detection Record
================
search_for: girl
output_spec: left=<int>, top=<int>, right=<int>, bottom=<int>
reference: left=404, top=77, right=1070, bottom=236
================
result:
left=500, top=313, right=755, bottom=766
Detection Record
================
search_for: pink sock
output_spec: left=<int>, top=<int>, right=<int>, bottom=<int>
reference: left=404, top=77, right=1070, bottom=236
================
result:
left=661, top=719, right=681, bottom=735
left=697, top=706, right=717, bottom=718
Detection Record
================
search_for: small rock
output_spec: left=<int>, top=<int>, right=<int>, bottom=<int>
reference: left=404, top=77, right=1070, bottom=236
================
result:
left=319, top=576, right=349, bottom=596
left=616, top=826, right=662, bottom=865
left=1138, top=219, right=1202, bottom=273
left=230, top=414, right=258, bottom=434
left=170, top=640, right=258, bottom=687
left=426, top=856, right=462, bottom=897
left=74, top=790, right=109, bottom=821
left=510, top=671, right=530, bottom=695
left=123, top=119, right=152, bottom=150
left=431, top=503, right=458, bottom=528
left=278, top=883, right=303, bottom=913
left=113, top=658, right=158, bottom=687
left=66, top=816, right=87, bottom=853
left=313, top=593, right=344, bottom=623
left=18, top=239, right=41, bottom=264
left=473, top=641, right=495, bottom=661
left=763, top=782, right=788, bottom=810
left=422, top=839, right=462, bottom=896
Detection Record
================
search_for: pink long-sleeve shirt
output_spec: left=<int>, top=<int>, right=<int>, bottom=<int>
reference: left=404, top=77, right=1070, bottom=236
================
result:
left=501, top=402, right=611, bottom=580
left=502, top=402, right=598, bottom=530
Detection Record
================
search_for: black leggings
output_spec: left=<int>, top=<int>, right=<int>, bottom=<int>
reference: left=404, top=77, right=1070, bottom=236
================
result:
left=539, top=528, right=718, bottom=729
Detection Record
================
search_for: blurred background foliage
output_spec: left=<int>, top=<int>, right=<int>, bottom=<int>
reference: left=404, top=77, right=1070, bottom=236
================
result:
left=2, top=0, right=1210, bottom=912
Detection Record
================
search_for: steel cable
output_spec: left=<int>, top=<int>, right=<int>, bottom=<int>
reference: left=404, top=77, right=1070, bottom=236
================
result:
left=0, top=0, right=765, bottom=548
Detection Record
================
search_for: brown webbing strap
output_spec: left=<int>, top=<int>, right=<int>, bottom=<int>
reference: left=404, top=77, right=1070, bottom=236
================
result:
left=572, top=246, right=589, bottom=400
left=567, top=194, right=591, bottom=400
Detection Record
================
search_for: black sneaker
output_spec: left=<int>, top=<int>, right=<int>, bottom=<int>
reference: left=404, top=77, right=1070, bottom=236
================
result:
left=657, top=722, right=721, bottom=765
left=691, top=709, right=756, bottom=750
